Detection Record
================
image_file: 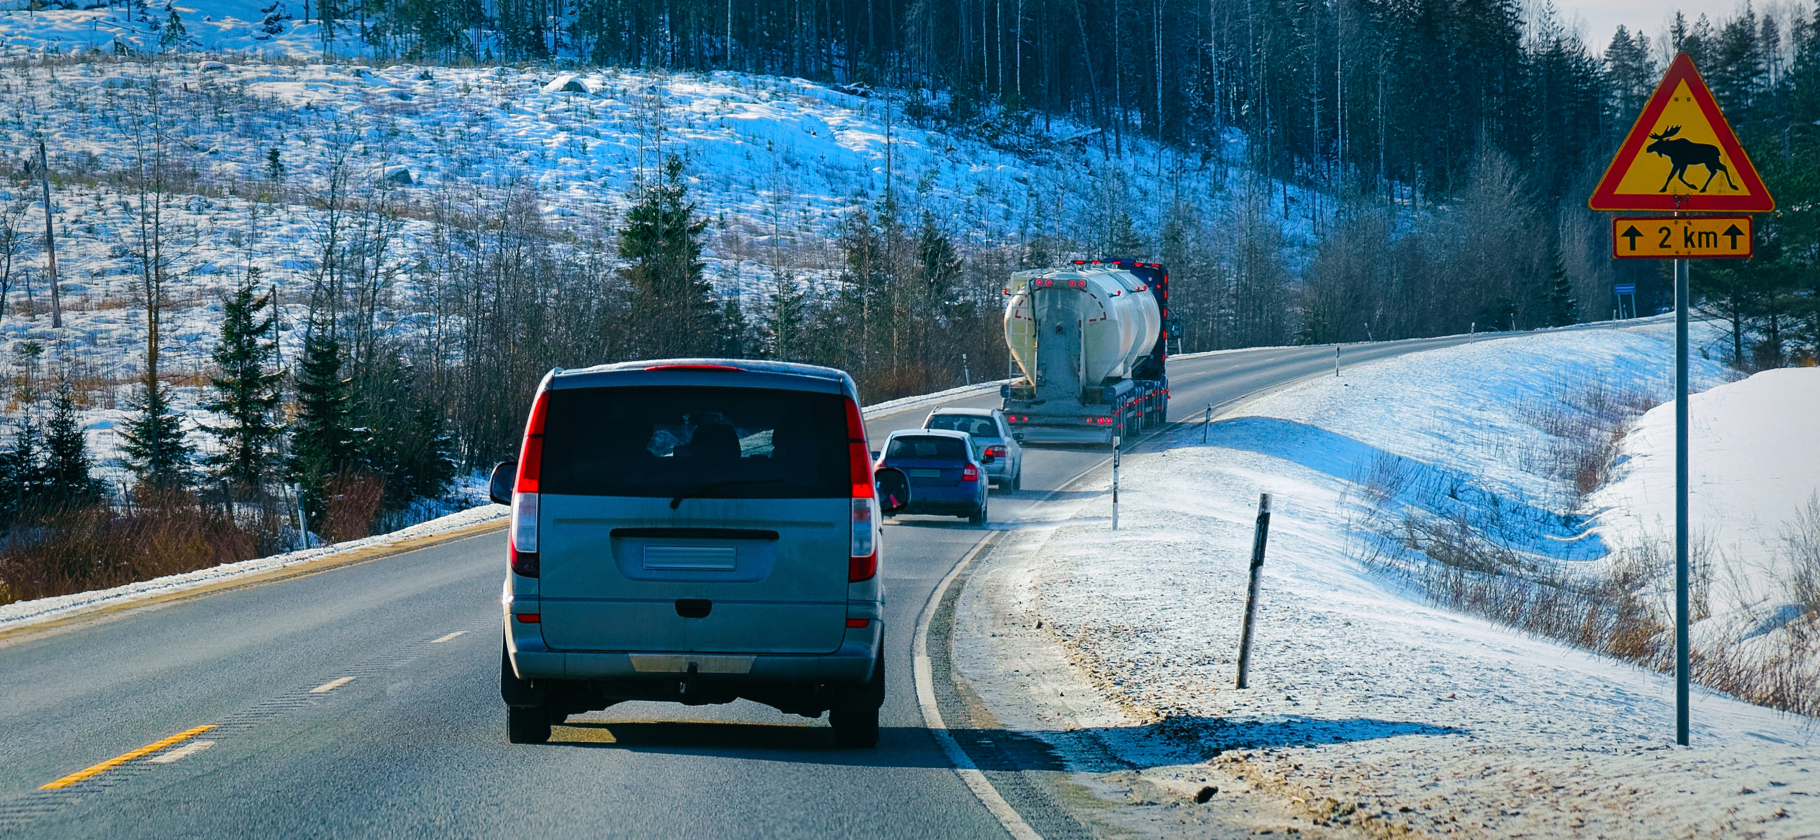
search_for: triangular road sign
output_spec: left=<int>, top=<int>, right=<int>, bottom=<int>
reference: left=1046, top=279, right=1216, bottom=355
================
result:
left=1589, top=53, right=1773, bottom=212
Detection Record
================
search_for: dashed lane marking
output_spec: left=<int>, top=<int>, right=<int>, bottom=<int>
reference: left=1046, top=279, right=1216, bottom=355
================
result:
left=430, top=631, right=467, bottom=643
left=309, top=677, right=355, bottom=694
left=145, top=740, right=213, bottom=765
left=39, top=725, right=216, bottom=790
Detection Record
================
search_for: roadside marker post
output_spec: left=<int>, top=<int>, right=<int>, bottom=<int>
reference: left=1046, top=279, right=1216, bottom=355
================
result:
left=1202, top=403, right=1212, bottom=444
left=1110, top=436, right=1120, bottom=531
left=1235, top=493, right=1272, bottom=690
left=1589, top=52, right=1773, bottom=747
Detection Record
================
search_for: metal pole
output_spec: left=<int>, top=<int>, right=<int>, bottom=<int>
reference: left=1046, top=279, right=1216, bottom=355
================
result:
left=293, top=483, right=311, bottom=549
left=1202, top=403, right=1211, bottom=443
left=961, top=353, right=970, bottom=385
left=1111, top=436, right=1120, bottom=530
left=1235, top=493, right=1272, bottom=689
left=1675, top=256, right=1690, bottom=746
left=1334, top=346, right=1340, bottom=377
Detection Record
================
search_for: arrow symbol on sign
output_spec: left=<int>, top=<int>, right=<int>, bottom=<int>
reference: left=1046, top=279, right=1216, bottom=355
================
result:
left=1723, top=224, right=1744, bottom=248
left=1621, top=225, right=1643, bottom=251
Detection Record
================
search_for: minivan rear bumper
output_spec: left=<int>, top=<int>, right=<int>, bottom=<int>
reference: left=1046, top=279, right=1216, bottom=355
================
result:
left=508, top=620, right=882, bottom=685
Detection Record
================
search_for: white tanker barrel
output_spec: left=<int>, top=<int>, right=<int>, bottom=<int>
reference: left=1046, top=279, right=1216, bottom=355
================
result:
left=1002, top=268, right=1161, bottom=396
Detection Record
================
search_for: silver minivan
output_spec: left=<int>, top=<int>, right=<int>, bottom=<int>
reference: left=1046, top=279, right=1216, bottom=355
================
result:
left=489, top=360, right=909, bottom=747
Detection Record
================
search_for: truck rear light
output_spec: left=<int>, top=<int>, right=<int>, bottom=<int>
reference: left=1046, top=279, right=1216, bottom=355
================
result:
left=844, top=397, right=879, bottom=580
left=962, top=464, right=979, bottom=482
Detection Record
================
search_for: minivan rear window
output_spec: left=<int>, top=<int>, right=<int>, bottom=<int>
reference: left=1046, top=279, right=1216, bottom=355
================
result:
left=886, top=436, right=967, bottom=461
left=538, top=386, right=850, bottom=499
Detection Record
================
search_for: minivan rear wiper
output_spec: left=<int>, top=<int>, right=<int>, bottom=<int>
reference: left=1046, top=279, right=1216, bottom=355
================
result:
left=669, top=478, right=785, bottom=509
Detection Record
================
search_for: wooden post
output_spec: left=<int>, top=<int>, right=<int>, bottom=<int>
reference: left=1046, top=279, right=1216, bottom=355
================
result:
left=1235, top=493, right=1272, bottom=689
left=38, top=139, right=61, bottom=329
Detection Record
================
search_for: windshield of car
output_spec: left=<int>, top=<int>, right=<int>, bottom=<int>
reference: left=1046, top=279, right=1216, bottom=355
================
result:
left=885, top=435, right=968, bottom=461
left=925, top=414, right=1000, bottom=439
left=538, top=385, right=850, bottom=498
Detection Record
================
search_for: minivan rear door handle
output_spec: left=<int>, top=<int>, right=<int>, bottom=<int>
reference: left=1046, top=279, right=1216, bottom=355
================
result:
left=675, top=599, right=712, bottom=619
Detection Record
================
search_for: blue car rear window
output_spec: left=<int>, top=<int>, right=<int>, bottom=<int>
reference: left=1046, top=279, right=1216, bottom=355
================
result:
left=886, top=436, right=967, bottom=461
left=539, top=386, right=850, bottom=498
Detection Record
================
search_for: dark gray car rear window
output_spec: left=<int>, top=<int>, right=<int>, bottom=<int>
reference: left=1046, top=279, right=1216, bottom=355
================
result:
left=539, top=386, right=850, bottom=499
left=886, top=436, right=967, bottom=461
left=926, top=414, right=1000, bottom=438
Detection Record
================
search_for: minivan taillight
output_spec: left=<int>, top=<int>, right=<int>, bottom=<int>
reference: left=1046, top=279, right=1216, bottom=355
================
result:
left=510, top=390, right=548, bottom=578
left=844, top=397, right=878, bottom=581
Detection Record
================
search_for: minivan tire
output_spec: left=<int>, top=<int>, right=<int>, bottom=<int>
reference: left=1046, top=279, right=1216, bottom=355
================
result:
left=830, top=657, right=885, bottom=748
left=507, top=705, right=552, bottom=744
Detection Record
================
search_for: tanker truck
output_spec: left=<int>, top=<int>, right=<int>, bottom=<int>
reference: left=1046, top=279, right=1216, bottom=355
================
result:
left=999, top=260, right=1173, bottom=446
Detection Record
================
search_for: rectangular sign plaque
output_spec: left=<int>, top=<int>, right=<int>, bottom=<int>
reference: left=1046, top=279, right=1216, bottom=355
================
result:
left=1612, top=216, right=1753, bottom=259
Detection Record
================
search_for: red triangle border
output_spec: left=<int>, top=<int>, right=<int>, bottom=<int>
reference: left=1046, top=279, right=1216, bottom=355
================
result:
left=1588, top=53, right=1773, bottom=213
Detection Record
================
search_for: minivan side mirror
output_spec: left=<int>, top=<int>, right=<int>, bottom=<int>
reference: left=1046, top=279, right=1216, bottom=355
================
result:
left=979, top=452, right=996, bottom=465
left=488, top=461, right=518, bottom=505
left=874, top=467, right=911, bottom=515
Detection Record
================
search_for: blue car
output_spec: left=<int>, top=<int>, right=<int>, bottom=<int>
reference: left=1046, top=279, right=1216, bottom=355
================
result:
left=875, top=429, right=991, bottom=525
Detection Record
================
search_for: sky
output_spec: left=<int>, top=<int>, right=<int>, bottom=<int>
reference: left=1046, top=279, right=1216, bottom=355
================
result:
left=1555, top=0, right=1781, bottom=52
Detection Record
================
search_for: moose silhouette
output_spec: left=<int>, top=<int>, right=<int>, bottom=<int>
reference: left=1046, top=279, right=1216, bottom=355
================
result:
left=1646, top=126, right=1738, bottom=193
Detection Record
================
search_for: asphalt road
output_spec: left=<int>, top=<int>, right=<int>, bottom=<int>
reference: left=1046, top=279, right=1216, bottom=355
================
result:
left=0, top=334, right=1497, bottom=838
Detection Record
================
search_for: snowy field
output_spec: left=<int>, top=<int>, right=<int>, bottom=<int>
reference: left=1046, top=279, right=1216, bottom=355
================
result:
left=955, top=321, right=1820, bottom=838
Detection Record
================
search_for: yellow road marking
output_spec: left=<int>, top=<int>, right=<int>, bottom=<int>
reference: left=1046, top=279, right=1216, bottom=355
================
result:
left=310, top=677, right=354, bottom=694
left=431, top=631, right=466, bottom=643
left=40, top=725, right=216, bottom=790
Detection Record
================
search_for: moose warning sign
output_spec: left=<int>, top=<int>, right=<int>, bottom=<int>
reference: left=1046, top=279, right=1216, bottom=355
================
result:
left=1589, top=52, right=1773, bottom=213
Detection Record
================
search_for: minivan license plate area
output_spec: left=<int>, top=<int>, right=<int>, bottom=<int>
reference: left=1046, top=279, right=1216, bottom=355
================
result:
left=643, top=546, right=736, bottom=571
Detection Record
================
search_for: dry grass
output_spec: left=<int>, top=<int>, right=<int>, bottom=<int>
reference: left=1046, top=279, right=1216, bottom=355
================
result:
left=0, top=495, right=283, bottom=605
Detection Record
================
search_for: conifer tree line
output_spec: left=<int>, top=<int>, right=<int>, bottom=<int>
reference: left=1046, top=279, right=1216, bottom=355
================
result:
left=328, top=0, right=1820, bottom=360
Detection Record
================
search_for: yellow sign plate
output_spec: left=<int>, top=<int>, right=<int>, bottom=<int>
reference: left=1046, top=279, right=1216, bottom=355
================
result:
left=1612, top=216, right=1753, bottom=259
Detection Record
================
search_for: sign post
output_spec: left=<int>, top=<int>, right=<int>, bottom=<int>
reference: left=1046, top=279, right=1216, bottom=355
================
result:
left=1590, top=52, right=1773, bottom=747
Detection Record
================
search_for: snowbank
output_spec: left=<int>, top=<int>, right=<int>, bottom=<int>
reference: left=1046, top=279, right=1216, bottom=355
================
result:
left=954, top=319, right=1818, bottom=838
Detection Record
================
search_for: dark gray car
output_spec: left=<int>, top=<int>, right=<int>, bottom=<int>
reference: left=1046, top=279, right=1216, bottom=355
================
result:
left=490, top=360, right=908, bottom=747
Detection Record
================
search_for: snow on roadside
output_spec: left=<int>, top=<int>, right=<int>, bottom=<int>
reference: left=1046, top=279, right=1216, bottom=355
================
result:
left=954, top=320, right=1819, bottom=839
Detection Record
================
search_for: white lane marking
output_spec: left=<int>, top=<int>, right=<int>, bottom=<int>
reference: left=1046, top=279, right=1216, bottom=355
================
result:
left=431, top=631, right=467, bottom=643
left=146, top=740, right=214, bottom=765
left=310, top=677, right=355, bottom=694
left=912, top=532, right=1043, bottom=840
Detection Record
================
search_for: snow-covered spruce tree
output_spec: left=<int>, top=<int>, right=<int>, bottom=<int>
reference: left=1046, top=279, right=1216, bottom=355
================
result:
left=355, top=347, right=455, bottom=514
left=1543, top=251, right=1576, bottom=328
left=759, top=269, right=809, bottom=362
left=42, top=383, right=105, bottom=513
left=288, top=327, right=364, bottom=526
left=119, top=377, right=195, bottom=494
left=0, top=419, right=46, bottom=529
left=201, top=277, right=284, bottom=497
left=619, top=155, right=718, bottom=359
left=160, top=5, right=187, bottom=50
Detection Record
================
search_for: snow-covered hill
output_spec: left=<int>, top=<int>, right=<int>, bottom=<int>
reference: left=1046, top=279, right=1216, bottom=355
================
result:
left=0, top=6, right=1280, bottom=493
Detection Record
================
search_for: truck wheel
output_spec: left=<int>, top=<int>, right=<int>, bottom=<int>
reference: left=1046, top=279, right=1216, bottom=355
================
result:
left=507, top=705, right=552, bottom=744
left=831, top=656, right=885, bottom=748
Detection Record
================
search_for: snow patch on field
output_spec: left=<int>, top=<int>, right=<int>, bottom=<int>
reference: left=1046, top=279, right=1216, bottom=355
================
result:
left=955, top=320, right=1820, bottom=838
